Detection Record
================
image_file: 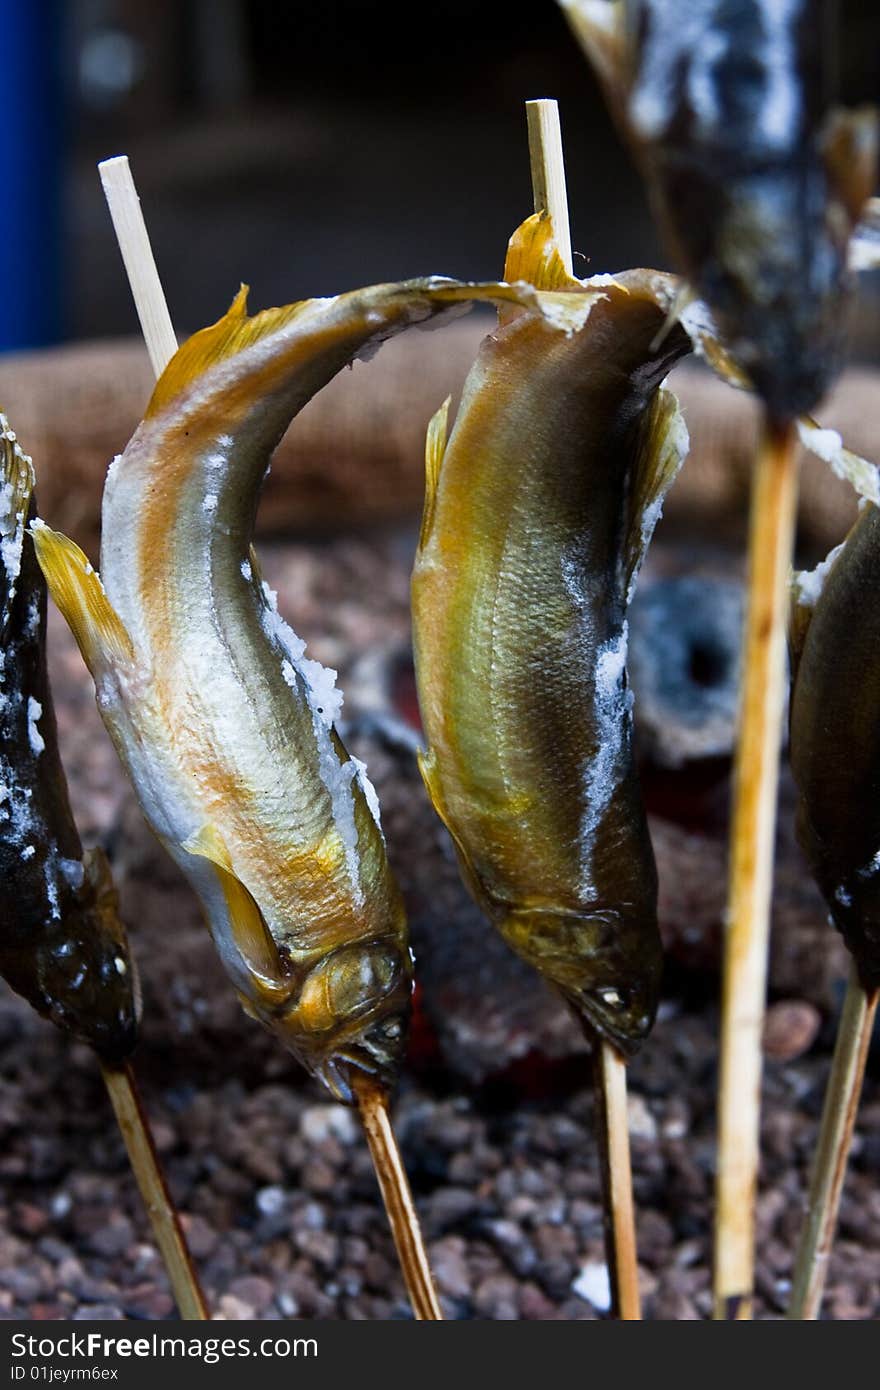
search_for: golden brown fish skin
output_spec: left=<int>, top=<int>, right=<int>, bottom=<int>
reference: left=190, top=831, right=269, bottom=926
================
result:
left=790, top=504, right=880, bottom=990
left=412, top=259, right=690, bottom=1056
left=36, top=279, right=540, bottom=1102
left=0, top=421, right=138, bottom=1061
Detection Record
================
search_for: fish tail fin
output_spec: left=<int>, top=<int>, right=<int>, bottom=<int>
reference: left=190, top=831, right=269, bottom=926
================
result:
left=29, top=522, right=135, bottom=676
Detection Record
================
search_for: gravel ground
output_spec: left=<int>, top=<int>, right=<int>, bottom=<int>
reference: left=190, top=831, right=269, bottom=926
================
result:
left=0, top=532, right=877, bottom=1321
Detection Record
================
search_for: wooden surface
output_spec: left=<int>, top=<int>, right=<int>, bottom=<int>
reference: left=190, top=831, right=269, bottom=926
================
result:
left=0, top=326, right=876, bottom=555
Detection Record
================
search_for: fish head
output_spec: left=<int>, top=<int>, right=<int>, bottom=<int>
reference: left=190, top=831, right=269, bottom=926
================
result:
left=283, top=941, right=413, bottom=1104
left=38, top=849, right=141, bottom=1060
left=655, top=159, right=851, bottom=418
left=500, top=904, right=662, bottom=1057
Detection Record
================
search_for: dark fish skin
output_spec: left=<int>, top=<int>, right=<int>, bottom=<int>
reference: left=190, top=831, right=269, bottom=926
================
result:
left=0, top=426, right=138, bottom=1060
left=617, top=0, right=874, bottom=418
left=789, top=504, right=880, bottom=992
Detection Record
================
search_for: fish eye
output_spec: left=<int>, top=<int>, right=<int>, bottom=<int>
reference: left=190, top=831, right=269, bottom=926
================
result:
left=596, top=986, right=628, bottom=1011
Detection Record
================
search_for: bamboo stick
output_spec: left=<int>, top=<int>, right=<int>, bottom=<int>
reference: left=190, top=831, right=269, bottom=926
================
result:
left=526, top=95, right=641, bottom=1321
left=353, top=1077, right=442, bottom=1320
left=101, top=1062, right=208, bottom=1320
left=713, top=417, right=800, bottom=1319
left=98, top=152, right=443, bottom=1324
left=787, top=966, right=878, bottom=1319
left=99, top=156, right=178, bottom=375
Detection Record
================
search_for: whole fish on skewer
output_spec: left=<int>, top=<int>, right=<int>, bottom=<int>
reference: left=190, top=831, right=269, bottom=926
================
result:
left=790, top=508, right=880, bottom=989
left=786, top=502, right=880, bottom=1318
left=562, top=0, right=877, bottom=417
left=412, top=214, right=691, bottom=1055
left=1, top=412, right=205, bottom=1316
left=30, top=274, right=571, bottom=1102
left=0, top=412, right=138, bottom=1057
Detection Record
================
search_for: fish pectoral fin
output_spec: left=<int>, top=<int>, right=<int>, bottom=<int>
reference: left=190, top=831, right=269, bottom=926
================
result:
left=182, top=822, right=285, bottom=988
left=29, top=522, right=135, bottom=676
left=416, top=747, right=445, bottom=821
left=788, top=584, right=814, bottom=689
left=147, top=284, right=310, bottom=417
left=821, top=106, right=879, bottom=225
left=418, top=397, right=451, bottom=551
left=624, top=386, right=689, bottom=595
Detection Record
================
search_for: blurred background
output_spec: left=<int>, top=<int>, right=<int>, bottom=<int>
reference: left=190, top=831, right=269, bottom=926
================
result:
left=2, top=0, right=877, bottom=352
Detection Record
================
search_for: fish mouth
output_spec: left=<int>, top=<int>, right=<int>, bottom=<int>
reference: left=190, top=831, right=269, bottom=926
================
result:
left=562, top=984, right=658, bottom=1060
left=303, top=1010, right=410, bottom=1106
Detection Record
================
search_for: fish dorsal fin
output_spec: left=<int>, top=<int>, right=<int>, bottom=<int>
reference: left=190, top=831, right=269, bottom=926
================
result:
left=146, top=285, right=309, bottom=417
left=182, top=821, right=286, bottom=992
left=29, top=522, right=135, bottom=676
left=504, top=212, right=582, bottom=293
left=624, top=386, right=689, bottom=596
left=418, top=397, right=451, bottom=552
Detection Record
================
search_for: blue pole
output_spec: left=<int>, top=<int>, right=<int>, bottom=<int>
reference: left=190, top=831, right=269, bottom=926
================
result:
left=0, top=0, right=64, bottom=351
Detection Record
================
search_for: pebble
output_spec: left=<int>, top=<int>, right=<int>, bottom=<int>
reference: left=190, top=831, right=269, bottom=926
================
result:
left=300, top=1104, right=359, bottom=1146
left=429, top=1237, right=472, bottom=1300
left=763, top=1000, right=821, bottom=1061
left=627, top=1093, right=658, bottom=1141
left=571, top=1261, right=611, bottom=1313
left=216, top=1294, right=254, bottom=1320
left=255, top=1185, right=287, bottom=1217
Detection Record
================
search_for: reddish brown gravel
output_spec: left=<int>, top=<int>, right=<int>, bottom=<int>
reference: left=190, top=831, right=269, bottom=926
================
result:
left=0, top=533, right=876, bottom=1321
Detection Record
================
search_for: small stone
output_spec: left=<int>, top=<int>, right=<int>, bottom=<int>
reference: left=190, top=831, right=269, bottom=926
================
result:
left=627, top=1093, right=658, bottom=1141
left=50, top=1192, right=72, bottom=1220
left=256, top=1185, right=286, bottom=1217
left=429, top=1237, right=471, bottom=1300
left=301, top=1158, right=336, bottom=1194
left=300, top=1104, right=358, bottom=1146
left=86, top=1214, right=134, bottom=1259
left=228, top=1276, right=274, bottom=1314
left=762, top=1000, right=821, bottom=1061
left=72, top=1305, right=124, bottom=1321
left=181, top=1214, right=217, bottom=1260
left=216, top=1294, right=254, bottom=1320
left=12, top=1202, right=48, bottom=1237
left=123, top=1287, right=175, bottom=1319
left=572, top=1261, right=611, bottom=1312
left=474, top=1272, right=519, bottom=1320
left=295, top=1229, right=338, bottom=1268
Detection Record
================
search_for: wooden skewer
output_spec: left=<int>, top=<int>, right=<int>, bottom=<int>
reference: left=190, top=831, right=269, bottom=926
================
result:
left=99, top=156, right=178, bottom=375
left=353, top=1077, right=442, bottom=1319
left=591, top=1042, right=642, bottom=1319
left=526, top=95, right=641, bottom=1321
left=526, top=99, right=574, bottom=278
left=787, top=965, right=878, bottom=1319
left=98, top=152, right=443, bottom=1324
left=101, top=1062, right=208, bottom=1320
left=713, top=416, right=799, bottom=1320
